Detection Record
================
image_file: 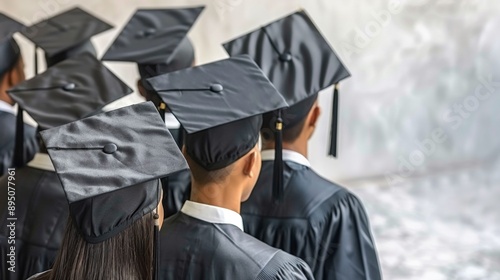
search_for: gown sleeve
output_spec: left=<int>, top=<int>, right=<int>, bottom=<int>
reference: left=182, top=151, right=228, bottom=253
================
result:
left=257, top=250, right=315, bottom=280
left=316, top=191, right=382, bottom=280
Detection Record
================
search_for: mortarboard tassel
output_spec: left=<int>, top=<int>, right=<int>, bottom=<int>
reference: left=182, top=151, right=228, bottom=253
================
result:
left=153, top=185, right=160, bottom=280
left=272, top=109, right=284, bottom=203
left=329, top=84, right=339, bottom=157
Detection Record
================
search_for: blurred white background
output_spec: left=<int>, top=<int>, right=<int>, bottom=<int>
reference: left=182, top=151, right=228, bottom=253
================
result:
left=3, top=0, right=500, bottom=279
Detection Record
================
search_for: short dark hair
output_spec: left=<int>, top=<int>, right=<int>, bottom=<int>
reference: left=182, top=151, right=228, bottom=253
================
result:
left=261, top=116, right=308, bottom=143
left=188, top=155, right=234, bottom=186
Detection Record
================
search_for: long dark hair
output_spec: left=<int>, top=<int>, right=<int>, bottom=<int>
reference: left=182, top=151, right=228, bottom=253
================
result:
left=38, top=213, right=154, bottom=280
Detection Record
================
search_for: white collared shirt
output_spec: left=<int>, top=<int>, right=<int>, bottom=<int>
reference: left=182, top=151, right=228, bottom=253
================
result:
left=180, top=200, right=244, bottom=231
left=164, top=112, right=181, bottom=129
left=27, top=153, right=55, bottom=171
left=261, top=149, right=311, bottom=167
left=0, top=100, right=15, bottom=115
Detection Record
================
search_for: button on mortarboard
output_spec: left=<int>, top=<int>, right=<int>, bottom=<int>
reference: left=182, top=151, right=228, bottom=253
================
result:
left=279, top=52, right=292, bottom=62
left=63, top=83, right=76, bottom=91
left=103, top=143, right=118, bottom=154
left=210, top=84, right=223, bottom=93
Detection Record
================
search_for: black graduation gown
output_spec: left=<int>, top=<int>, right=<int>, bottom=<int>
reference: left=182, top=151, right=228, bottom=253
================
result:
left=241, top=160, right=382, bottom=280
left=161, top=170, right=191, bottom=218
left=0, top=166, right=68, bottom=280
left=159, top=212, right=314, bottom=280
left=0, top=111, right=39, bottom=176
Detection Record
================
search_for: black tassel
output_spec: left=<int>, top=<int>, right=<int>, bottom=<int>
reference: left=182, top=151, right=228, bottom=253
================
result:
left=12, top=109, right=24, bottom=167
left=153, top=216, right=159, bottom=280
left=329, top=84, right=339, bottom=157
left=272, top=110, right=284, bottom=203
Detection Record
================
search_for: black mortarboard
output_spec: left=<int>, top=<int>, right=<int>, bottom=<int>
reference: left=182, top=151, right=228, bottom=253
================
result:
left=39, top=101, right=188, bottom=242
left=0, top=13, right=23, bottom=75
left=21, top=7, right=112, bottom=68
left=223, top=10, right=351, bottom=157
left=8, top=53, right=132, bottom=129
left=8, top=53, right=132, bottom=167
left=102, top=6, right=204, bottom=79
left=145, top=55, right=288, bottom=171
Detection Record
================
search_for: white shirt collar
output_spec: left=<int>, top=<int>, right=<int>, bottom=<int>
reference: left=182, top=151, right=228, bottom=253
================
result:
left=0, top=100, right=15, bottom=115
left=27, top=153, right=55, bottom=171
left=261, top=149, right=311, bottom=167
left=181, top=200, right=244, bottom=231
left=164, top=112, right=181, bottom=129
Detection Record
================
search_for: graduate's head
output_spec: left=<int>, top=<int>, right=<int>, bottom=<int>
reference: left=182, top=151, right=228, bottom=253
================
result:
left=223, top=10, right=351, bottom=157
left=144, top=55, right=288, bottom=204
left=38, top=103, right=188, bottom=280
left=21, top=7, right=112, bottom=69
left=261, top=94, right=321, bottom=148
left=183, top=116, right=263, bottom=202
left=0, top=45, right=24, bottom=105
left=1, top=13, right=25, bottom=105
left=100, top=7, right=205, bottom=99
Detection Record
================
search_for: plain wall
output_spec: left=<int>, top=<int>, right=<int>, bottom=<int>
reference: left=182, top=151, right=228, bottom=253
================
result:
left=4, top=0, right=500, bottom=183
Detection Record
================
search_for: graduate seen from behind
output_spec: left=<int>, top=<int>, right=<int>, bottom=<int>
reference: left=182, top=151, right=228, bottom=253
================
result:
left=102, top=6, right=204, bottom=218
left=27, top=102, right=188, bottom=280
left=0, top=54, right=133, bottom=280
left=0, top=13, right=38, bottom=175
left=224, top=11, right=381, bottom=280
left=146, top=55, right=314, bottom=280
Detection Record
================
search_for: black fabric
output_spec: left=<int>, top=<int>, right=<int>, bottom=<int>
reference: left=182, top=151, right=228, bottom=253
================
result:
left=44, top=40, right=97, bottom=68
left=0, top=112, right=38, bottom=176
left=102, top=7, right=204, bottom=79
left=161, top=170, right=191, bottom=218
left=7, top=53, right=132, bottom=130
left=39, top=102, right=188, bottom=242
left=0, top=13, right=23, bottom=76
left=137, top=37, right=195, bottom=79
left=0, top=167, right=68, bottom=280
left=242, top=160, right=382, bottom=280
left=145, top=55, right=287, bottom=170
left=21, top=7, right=112, bottom=58
left=159, top=212, right=314, bottom=280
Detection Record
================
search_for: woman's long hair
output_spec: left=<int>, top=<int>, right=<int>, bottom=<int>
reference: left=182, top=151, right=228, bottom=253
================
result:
left=38, top=213, right=154, bottom=280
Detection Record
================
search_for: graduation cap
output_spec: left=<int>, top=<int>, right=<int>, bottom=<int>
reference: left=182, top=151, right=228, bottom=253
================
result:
left=223, top=10, right=350, bottom=201
left=39, top=101, right=188, bottom=280
left=21, top=7, right=112, bottom=69
left=102, top=6, right=204, bottom=79
left=7, top=53, right=132, bottom=166
left=145, top=55, right=288, bottom=171
left=0, top=13, right=23, bottom=75
left=223, top=10, right=351, bottom=157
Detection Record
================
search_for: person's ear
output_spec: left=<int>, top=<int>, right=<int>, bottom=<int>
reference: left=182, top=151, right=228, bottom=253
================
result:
left=6, top=59, right=24, bottom=88
left=308, top=104, right=321, bottom=128
left=243, top=149, right=257, bottom=178
left=137, top=79, right=148, bottom=99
